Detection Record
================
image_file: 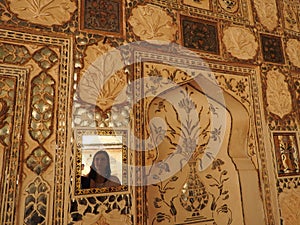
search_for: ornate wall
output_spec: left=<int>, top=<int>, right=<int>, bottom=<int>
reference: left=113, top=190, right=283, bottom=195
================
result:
left=0, top=0, right=299, bottom=225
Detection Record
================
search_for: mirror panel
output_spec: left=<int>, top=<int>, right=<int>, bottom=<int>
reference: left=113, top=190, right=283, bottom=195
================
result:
left=74, top=128, right=129, bottom=196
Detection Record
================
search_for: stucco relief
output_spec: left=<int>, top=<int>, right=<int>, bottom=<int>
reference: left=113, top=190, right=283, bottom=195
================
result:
left=7, top=0, right=76, bottom=26
left=78, top=42, right=127, bottom=112
left=279, top=188, right=300, bottom=225
left=283, top=1, right=298, bottom=31
left=128, top=4, right=177, bottom=42
left=222, top=26, right=258, bottom=60
left=266, top=70, right=292, bottom=118
left=253, top=0, right=278, bottom=31
left=286, top=39, right=300, bottom=68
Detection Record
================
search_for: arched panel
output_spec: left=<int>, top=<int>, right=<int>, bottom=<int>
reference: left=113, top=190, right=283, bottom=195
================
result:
left=144, top=75, right=265, bottom=225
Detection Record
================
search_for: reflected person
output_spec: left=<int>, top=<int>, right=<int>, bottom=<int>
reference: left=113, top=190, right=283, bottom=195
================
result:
left=81, top=150, right=120, bottom=189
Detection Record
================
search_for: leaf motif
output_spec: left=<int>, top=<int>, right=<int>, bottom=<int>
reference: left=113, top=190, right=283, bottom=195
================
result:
left=266, top=70, right=292, bottom=118
left=223, top=26, right=258, bottom=60
left=206, top=174, right=213, bottom=179
left=128, top=4, right=177, bottom=42
left=8, top=0, right=76, bottom=26
left=79, top=49, right=127, bottom=112
left=223, top=194, right=229, bottom=200
left=286, top=39, right=300, bottom=68
left=170, top=202, right=177, bottom=216
left=170, top=176, right=178, bottom=182
left=211, top=201, right=217, bottom=211
left=254, top=0, right=278, bottom=31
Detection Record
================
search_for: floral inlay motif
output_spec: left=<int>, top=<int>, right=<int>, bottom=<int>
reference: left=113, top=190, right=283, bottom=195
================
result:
left=29, top=72, right=55, bottom=144
left=152, top=176, right=178, bottom=224
left=81, top=0, right=122, bottom=34
left=33, top=47, right=58, bottom=70
left=215, top=74, right=250, bottom=106
left=26, top=147, right=52, bottom=175
left=261, top=34, right=284, bottom=64
left=7, top=0, right=76, bottom=26
left=266, top=70, right=292, bottom=118
left=222, top=26, right=258, bottom=60
left=0, top=42, right=31, bottom=65
left=70, top=195, right=132, bottom=225
left=0, top=99, right=9, bottom=147
left=181, top=16, right=219, bottom=54
left=206, top=159, right=232, bottom=225
left=286, top=39, right=300, bottom=68
left=0, top=76, right=17, bottom=147
left=253, top=0, right=278, bottom=31
left=128, top=4, right=177, bottom=42
left=79, top=42, right=127, bottom=112
left=180, top=161, right=209, bottom=216
left=24, top=177, right=49, bottom=224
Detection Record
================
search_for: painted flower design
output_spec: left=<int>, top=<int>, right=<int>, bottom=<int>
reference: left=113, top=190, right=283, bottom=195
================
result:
left=128, top=4, right=177, bottom=42
left=8, top=0, right=76, bottom=26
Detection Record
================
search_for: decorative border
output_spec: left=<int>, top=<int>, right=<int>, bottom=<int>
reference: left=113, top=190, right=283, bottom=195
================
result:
left=129, top=46, right=274, bottom=224
left=0, top=28, right=73, bottom=225
left=0, top=66, right=28, bottom=225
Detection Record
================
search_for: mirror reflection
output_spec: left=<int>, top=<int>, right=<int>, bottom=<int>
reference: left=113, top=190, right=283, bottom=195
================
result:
left=75, top=129, right=128, bottom=195
left=81, top=135, right=123, bottom=189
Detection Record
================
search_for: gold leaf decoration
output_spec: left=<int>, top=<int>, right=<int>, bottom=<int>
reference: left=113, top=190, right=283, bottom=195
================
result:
left=7, top=0, right=76, bottom=26
left=222, top=26, right=258, bottom=60
left=286, top=39, right=300, bottom=68
left=266, top=70, right=292, bottom=118
left=79, top=44, right=127, bottom=112
left=128, top=4, right=177, bottom=42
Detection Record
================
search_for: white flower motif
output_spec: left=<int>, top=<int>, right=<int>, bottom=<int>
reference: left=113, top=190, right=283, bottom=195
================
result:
left=79, top=43, right=127, bottom=112
left=266, top=70, right=292, bottom=118
left=286, top=39, right=300, bottom=68
left=128, top=4, right=177, bottom=42
left=222, top=26, right=258, bottom=60
left=254, top=0, right=278, bottom=31
left=8, top=0, right=76, bottom=26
